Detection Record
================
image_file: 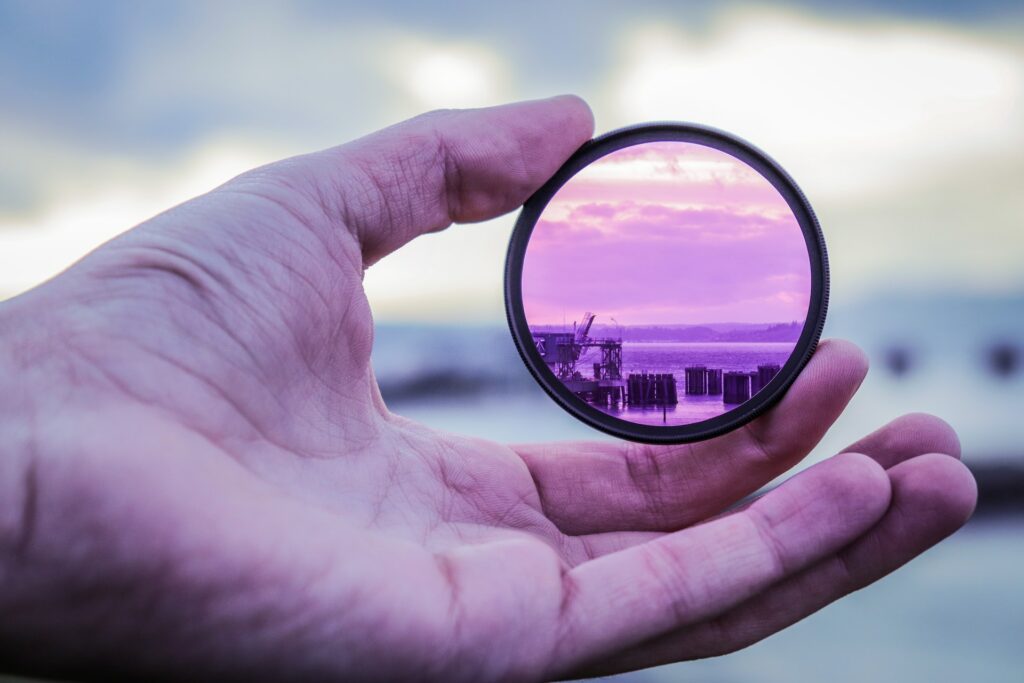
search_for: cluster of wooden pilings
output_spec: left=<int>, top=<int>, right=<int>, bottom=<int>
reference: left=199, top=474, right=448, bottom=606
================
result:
left=723, top=372, right=751, bottom=404
left=589, top=364, right=782, bottom=409
left=627, top=373, right=678, bottom=406
left=684, top=366, right=723, bottom=395
left=684, top=364, right=782, bottom=404
left=724, top=364, right=782, bottom=404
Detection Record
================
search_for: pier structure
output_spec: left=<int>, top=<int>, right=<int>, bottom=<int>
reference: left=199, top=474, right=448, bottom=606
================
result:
left=723, top=371, right=751, bottom=404
left=706, top=368, right=723, bottom=395
left=750, top=363, right=781, bottom=396
left=532, top=315, right=779, bottom=413
left=533, top=313, right=628, bottom=408
left=758, top=363, right=781, bottom=388
left=627, top=373, right=678, bottom=406
left=684, top=365, right=708, bottom=395
left=688, top=366, right=725, bottom=396
left=748, top=370, right=763, bottom=395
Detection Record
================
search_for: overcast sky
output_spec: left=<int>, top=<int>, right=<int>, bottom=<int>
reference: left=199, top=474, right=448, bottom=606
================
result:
left=1, top=0, right=1021, bottom=321
left=522, top=141, right=810, bottom=326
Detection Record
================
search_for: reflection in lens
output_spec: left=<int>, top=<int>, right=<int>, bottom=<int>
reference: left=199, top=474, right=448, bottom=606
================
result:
left=522, top=141, right=812, bottom=427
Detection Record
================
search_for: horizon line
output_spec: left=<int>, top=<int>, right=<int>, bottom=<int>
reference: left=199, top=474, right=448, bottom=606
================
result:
left=529, top=320, right=806, bottom=329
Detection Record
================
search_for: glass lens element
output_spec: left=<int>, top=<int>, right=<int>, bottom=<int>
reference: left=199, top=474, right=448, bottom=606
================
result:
left=521, top=140, right=812, bottom=427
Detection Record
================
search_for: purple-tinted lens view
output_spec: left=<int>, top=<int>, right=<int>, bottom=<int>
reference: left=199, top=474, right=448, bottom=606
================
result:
left=522, top=141, right=812, bottom=427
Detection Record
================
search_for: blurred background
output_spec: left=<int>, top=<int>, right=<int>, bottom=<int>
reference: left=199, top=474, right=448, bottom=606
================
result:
left=1, top=1, right=1022, bottom=681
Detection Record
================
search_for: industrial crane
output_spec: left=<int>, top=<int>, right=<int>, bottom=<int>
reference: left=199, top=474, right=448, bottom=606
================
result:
left=531, top=312, right=622, bottom=381
left=574, top=312, right=595, bottom=344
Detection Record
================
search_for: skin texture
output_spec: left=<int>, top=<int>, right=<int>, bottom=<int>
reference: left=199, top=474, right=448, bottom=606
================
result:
left=0, top=96, right=976, bottom=682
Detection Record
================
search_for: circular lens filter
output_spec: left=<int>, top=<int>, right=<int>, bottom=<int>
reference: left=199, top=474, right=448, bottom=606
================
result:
left=504, top=123, right=828, bottom=444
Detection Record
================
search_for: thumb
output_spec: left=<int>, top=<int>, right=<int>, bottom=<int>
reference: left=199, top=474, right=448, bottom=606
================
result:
left=245, top=95, right=595, bottom=265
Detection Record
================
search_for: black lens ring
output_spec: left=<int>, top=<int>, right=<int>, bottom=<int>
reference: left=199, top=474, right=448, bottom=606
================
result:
left=504, top=123, right=829, bottom=444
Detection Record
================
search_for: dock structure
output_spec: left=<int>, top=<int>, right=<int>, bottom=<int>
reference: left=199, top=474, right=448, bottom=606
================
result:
left=723, top=371, right=751, bottom=404
left=628, top=373, right=678, bottom=406
left=534, top=314, right=630, bottom=410
left=706, top=368, right=723, bottom=395
left=758, top=364, right=781, bottom=388
left=750, top=364, right=781, bottom=396
left=684, top=365, right=707, bottom=395
left=748, top=370, right=763, bottom=395
left=532, top=315, right=782, bottom=414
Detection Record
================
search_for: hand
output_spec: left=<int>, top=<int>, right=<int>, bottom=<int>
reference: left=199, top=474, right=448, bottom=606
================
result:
left=0, top=96, right=975, bottom=682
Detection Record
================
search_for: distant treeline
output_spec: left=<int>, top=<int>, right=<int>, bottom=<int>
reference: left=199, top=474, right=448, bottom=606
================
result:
left=532, top=321, right=804, bottom=343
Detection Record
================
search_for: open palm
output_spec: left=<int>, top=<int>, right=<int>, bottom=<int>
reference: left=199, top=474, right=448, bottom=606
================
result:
left=0, top=96, right=975, bottom=682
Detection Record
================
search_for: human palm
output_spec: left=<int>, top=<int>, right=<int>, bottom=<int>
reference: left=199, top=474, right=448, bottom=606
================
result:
left=0, top=97, right=975, bottom=682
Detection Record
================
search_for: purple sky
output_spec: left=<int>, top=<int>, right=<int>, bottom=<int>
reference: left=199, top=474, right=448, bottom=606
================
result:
left=522, top=141, right=811, bottom=326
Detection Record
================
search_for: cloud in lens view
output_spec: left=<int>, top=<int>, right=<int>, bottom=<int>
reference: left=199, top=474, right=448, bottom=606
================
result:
left=522, top=141, right=811, bottom=326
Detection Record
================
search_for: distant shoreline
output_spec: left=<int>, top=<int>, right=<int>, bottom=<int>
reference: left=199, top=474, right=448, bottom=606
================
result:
left=530, top=321, right=805, bottom=344
left=619, top=340, right=796, bottom=345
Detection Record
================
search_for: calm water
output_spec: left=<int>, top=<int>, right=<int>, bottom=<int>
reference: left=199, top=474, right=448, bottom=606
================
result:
left=618, top=341, right=796, bottom=375
left=578, top=341, right=795, bottom=426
